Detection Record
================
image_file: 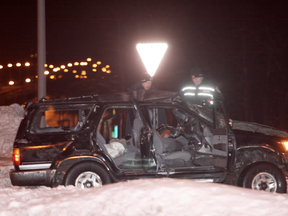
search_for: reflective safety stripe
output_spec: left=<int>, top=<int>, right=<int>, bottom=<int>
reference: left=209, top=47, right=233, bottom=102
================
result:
left=199, top=86, right=215, bottom=92
left=184, top=92, right=195, bottom=96
left=198, top=93, right=213, bottom=98
left=182, top=86, right=196, bottom=91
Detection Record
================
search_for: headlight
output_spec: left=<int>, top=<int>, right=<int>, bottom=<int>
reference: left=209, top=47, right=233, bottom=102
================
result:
left=280, top=141, right=288, bottom=151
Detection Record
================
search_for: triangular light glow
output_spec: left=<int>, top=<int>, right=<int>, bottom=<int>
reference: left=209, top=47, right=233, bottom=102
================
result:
left=136, top=43, right=168, bottom=77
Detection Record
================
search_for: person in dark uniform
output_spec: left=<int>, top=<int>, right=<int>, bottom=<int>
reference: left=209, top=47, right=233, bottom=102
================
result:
left=128, top=73, right=157, bottom=91
left=126, top=73, right=166, bottom=135
left=181, top=67, right=223, bottom=105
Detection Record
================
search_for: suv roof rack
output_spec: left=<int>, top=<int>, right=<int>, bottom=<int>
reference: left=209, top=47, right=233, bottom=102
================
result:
left=38, top=94, right=99, bottom=104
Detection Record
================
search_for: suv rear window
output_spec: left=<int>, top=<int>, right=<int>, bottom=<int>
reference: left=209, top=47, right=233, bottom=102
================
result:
left=32, top=106, right=91, bottom=133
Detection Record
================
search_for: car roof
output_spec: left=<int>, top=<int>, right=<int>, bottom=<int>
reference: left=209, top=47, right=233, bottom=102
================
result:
left=35, top=90, right=180, bottom=105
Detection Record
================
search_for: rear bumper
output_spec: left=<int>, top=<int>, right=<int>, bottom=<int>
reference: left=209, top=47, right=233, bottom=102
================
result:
left=10, top=169, right=56, bottom=186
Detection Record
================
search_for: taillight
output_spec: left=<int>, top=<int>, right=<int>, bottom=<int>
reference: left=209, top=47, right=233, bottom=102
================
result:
left=13, top=148, right=20, bottom=166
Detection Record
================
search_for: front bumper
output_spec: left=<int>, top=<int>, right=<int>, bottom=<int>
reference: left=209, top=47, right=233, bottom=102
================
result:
left=10, top=169, right=56, bottom=186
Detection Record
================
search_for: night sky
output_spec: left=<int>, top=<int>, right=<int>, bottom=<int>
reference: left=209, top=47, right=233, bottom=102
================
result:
left=1, top=0, right=288, bottom=129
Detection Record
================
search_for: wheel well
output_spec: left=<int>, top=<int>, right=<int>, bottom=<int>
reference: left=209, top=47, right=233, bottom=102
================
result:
left=237, top=161, right=283, bottom=187
left=63, top=160, right=111, bottom=185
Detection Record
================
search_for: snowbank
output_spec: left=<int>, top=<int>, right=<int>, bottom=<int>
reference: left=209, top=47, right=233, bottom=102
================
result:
left=0, top=104, right=24, bottom=157
left=1, top=178, right=288, bottom=216
left=0, top=104, right=23, bottom=188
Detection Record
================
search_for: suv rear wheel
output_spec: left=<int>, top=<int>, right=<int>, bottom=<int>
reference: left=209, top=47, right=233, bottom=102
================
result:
left=65, top=162, right=111, bottom=188
left=242, top=163, right=286, bottom=193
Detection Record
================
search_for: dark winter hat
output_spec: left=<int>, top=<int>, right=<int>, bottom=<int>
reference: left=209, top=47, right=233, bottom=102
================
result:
left=140, top=73, right=152, bottom=83
left=190, top=67, right=204, bottom=78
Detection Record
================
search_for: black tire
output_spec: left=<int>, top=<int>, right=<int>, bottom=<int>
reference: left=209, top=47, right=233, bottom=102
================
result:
left=64, top=162, right=111, bottom=188
left=242, top=163, right=286, bottom=193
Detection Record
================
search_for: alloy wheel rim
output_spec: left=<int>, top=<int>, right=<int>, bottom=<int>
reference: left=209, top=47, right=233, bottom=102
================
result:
left=251, top=172, right=277, bottom=192
left=75, top=171, right=102, bottom=188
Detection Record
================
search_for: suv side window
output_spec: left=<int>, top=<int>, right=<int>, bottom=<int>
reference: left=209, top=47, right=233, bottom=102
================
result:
left=98, top=107, right=134, bottom=141
left=96, top=107, right=139, bottom=167
left=32, top=106, right=91, bottom=133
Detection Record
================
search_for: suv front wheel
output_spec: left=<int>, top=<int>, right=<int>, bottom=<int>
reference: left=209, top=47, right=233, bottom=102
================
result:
left=242, top=163, right=286, bottom=193
left=64, top=162, right=111, bottom=188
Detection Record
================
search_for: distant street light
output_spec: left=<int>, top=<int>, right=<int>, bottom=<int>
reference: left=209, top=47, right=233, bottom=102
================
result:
left=80, top=62, right=88, bottom=66
left=136, top=43, right=168, bottom=77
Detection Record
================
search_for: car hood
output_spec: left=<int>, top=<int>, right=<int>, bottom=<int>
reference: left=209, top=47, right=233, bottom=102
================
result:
left=231, top=120, right=288, bottom=138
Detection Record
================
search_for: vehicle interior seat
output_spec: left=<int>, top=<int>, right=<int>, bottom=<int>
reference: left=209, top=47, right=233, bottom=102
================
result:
left=153, top=129, right=192, bottom=165
left=131, top=117, right=142, bottom=148
left=95, top=131, right=137, bottom=166
left=197, top=127, right=213, bottom=153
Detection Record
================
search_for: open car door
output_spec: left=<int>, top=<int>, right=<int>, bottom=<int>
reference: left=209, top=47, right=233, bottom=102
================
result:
left=132, top=101, right=154, bottom=170
left=196, top=100, right=229, bottom=168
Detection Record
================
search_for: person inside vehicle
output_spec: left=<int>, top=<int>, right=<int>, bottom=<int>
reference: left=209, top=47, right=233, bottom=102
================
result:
left=128, top=73, right=157, bottom=91
left=181, top=67, right=223, bottom=105
left=126, top=73, right=166, bottom=136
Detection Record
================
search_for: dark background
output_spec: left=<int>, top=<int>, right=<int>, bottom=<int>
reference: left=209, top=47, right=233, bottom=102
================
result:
left=1, top=0, right=288, bottom=130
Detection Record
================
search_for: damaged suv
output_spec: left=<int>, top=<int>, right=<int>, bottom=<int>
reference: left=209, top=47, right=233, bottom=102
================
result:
left=10, top=90, right=288, bottom=193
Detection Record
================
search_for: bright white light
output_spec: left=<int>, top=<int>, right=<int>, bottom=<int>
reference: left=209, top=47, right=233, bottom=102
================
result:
left=199, top=87, right=215, bottom=92
left=182, top=87, right=196, bottom=91
left=184, top=93, right=195, bottom=96
left=198, top=93, right=213, bottom=98
left=80, top=62, right=88, bottom=66
left=136, top=43, right=168, bottom=77
left=9, top=81, right=14, bottom=85
left=25, top=78, right=31, bottom=83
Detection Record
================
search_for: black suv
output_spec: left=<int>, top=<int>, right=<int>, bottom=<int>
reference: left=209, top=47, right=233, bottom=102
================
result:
left=10, top=90, right=288, bottom=193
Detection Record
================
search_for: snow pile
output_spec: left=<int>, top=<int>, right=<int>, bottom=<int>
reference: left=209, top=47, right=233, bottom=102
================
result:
left=0, top=104, right=24, bottom=157
left=0, top=157, right=13, bottom=188
left=0, top=104, right=23, bottom=188
left=0, top=178, right=288, bottom=216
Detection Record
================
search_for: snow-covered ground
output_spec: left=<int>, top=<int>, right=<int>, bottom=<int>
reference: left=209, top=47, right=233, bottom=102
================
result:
left=1, top=105, right=288, bottom=216
left=1, top=175, right=288, bottom=216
